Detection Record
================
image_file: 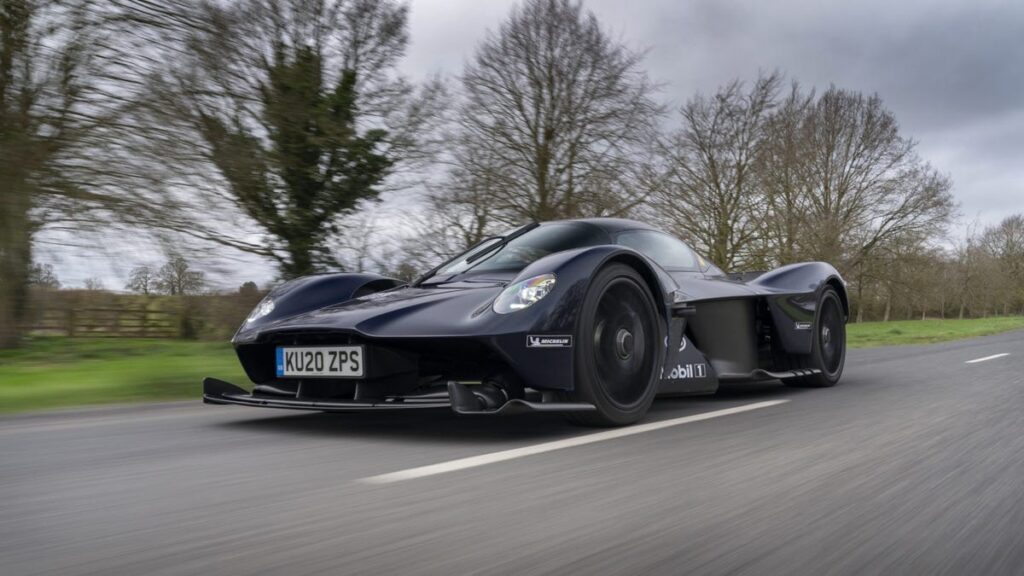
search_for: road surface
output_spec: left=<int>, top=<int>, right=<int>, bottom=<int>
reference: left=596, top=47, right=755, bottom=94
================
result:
left=2, top=330, right=1023, bottom=575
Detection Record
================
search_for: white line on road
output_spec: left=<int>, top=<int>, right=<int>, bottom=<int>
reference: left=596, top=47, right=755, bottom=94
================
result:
left=965, top=353, right=1010, bottom=364
left=358, top=399, right=790, bottom=484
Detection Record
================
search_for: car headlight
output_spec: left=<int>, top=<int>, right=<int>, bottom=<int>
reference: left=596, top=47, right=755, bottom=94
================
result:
left=246, top=297, right=275, bottom=323
left=493, top=274, right=556, bottom=314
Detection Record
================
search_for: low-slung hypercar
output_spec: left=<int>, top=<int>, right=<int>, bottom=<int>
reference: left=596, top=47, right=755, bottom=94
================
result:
left=204, top=218, right=848, bottom=426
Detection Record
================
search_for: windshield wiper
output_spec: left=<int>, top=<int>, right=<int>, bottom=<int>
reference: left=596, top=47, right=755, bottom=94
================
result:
left=411, top=236, right=502, bottom=287
left=465, top=222, right=539, bottom=264
left=411, top=222, right=539, bottom=287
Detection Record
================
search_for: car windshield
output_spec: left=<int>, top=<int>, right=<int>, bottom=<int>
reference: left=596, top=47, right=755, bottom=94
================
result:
left=616, top=230, right=701, bottom=271
left=431, top=222, right=610, bottom=278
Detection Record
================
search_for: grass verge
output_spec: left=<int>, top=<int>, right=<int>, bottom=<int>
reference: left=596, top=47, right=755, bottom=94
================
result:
left=847, top=316, right=1024, bottom=348
left=0, top=338, right=247, bottom=414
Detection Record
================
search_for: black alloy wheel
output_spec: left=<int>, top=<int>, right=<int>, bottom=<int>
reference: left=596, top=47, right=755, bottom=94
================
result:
left=562, top=263, right=662, bottom=426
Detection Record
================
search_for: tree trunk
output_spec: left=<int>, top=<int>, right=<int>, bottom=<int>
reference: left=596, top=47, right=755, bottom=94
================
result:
left=883, top=295, right=891, bottom=322
left=854, top=267, right=865, bottom=323
left=0, top=190, right=33, bottom=348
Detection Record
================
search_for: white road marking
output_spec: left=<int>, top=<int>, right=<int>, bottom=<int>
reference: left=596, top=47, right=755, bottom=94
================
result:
left=965, top=353, right=1010, bottom=364
left=358, top=400, right=790, bottom=484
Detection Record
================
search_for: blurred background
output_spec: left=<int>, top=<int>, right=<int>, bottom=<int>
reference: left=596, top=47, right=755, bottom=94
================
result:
left=1, top=0, right=1022, bottom=413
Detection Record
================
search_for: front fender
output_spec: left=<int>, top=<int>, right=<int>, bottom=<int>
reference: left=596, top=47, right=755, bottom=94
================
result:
left=491, top=246, right=676, bottom=391
left=750, top=261, right=845, bottom=295
left=515, top=244, right=678, bottom=326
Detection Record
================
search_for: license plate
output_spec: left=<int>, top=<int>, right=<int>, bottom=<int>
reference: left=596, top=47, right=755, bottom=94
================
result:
left=275, top=346, right=364, bottom=378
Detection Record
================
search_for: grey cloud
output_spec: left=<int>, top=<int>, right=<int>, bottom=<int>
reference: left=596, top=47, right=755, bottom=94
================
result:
left=585, top=0, right=1024, bottom=126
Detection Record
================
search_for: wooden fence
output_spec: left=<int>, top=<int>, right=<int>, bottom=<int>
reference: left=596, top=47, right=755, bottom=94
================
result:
left=28, top=306, right=181, bottom=338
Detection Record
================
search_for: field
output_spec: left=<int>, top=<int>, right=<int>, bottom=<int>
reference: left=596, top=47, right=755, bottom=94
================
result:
left=1, top=317, right=1022, bottom=414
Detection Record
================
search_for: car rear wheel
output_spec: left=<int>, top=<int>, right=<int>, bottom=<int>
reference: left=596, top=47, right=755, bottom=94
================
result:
left=784, top=286, right=846, bottom=388
left=561, top=263, right=662, bottom=426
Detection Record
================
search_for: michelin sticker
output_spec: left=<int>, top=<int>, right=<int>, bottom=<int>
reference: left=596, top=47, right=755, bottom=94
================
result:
left=527, top=335, right=573, bottom=348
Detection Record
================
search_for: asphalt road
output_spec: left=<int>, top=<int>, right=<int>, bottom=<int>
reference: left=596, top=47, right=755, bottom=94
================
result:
left=2, top=331, right=1023, bottom=575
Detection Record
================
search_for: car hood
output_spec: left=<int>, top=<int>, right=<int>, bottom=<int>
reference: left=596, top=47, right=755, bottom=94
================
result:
left=248, top=281, right=509, bottom=339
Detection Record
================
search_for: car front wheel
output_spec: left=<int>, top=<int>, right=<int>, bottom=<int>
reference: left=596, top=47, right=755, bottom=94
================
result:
left=562, top=263, right=662, bottom=426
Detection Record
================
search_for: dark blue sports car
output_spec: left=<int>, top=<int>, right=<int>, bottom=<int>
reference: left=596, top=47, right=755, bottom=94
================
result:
left=204, top=218, right=848, bottom=426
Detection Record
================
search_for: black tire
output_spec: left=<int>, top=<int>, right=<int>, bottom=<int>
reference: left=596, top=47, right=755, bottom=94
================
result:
left=561, top=263, right=663, bottom=426
left=784, top=287, right=846, bottom=388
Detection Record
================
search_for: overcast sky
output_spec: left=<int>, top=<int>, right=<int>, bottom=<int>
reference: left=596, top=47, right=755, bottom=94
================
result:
left=49, top=0, right=1024, bottom=288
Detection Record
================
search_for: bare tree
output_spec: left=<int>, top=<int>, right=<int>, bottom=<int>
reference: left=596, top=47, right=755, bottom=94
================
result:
left=652, top=75, right=956, bottom=318
left=126, top=265, right=156, bottom=295
left=758, top=82, right=815, bottom=265
left=28, top=263, right=61, bottom=290
left=952, top=224, right=988, bottom=319
left=332, top=213, right=383, bottom=273
left=980, top=214, right=1024, bottom=314
left=155, top=255, right=205, bottom=296
left=449, top=0, right=664, bottom=225
left=399, top=142, right=507, bottom=271
left=787, top=88, right=956, bottom=269
left=657, top=73, right=782, bottom=271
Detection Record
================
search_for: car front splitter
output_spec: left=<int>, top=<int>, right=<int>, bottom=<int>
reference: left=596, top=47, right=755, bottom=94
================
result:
left=202, top=378, right=596, bottom=415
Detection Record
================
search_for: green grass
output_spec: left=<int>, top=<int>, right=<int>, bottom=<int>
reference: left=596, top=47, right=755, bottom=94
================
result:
left=847, top=316, right=1024, bottom=348
left=0, top=338, right=247, bottom=414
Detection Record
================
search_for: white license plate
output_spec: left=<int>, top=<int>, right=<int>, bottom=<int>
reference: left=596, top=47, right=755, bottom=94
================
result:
left=275, top=346, right=364, bottom=378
